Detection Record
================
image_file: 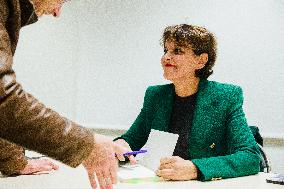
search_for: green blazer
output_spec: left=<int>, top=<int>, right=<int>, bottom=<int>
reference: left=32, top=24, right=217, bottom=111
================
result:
left=117, top=79, right=261, bottom=181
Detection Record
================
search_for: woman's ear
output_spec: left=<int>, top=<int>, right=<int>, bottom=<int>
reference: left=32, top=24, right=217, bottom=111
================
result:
left=197, top=53, right=208, bottom=69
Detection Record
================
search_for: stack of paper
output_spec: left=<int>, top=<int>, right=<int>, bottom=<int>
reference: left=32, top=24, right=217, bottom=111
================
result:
left=117, top=164, right=161, bottom=183
left=136, top=129, right=179, bottom=171
left=117, top=129, right=179, bottom=183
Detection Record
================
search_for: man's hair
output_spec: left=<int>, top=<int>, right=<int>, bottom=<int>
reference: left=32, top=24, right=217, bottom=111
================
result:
left=161, top=24, right=217, bottom=79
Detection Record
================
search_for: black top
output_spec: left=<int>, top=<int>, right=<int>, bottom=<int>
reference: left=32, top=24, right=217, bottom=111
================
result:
left=168, top=93, right=197, bottom=160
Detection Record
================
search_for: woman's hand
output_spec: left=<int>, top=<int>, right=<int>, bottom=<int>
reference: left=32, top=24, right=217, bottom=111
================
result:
left=114, top=139, right=137, bottom=165
left=156, top=156, right=198, bottom=181
left=19, top=159, right=59, bottom=175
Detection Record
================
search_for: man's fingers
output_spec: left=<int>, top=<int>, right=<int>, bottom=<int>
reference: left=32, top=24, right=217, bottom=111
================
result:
left=32, top=165, right=55, bottom=175
left=97, top=168, right=113, bottom=189
left=31, top=165, right=53, bottom=174
left=109, top=158, right=118, bottom=184
left=20, top=159, right=58, bottom=175
left=37, top=160, right=58, bottom=172
left=108, top=145, right=118, bottom=184
left=84, top=134, right=120, bottom=189
left=103, top=170, right=114, bottom=189
left=96, top=170, right=107, bottom=189
left=88, top=172, right=98, bottom=189
left=42, top=165, right=54, bottom=171
left=45, top=160, right=59, bottom=170
left=32, top=171, right=50, bottom=175
left=51, top=163, right=59, bottom=170
left=104, top=153, right=117, bottom=185
left=25, top=167, right=53, bottom=175
left=110, top=166, right=117, bottom=185
left=34, top=159, right=59, bottom=171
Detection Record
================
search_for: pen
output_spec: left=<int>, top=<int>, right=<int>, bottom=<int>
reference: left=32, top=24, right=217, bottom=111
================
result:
left=123, top=149, right=147, bottom=156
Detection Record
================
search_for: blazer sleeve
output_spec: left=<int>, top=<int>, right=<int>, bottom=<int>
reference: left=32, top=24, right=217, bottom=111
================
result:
left=0, top=21, right=93, bottom=168
left=114, top=87, right=152, bottom=151
left=191, top=86, right=261, bottom=181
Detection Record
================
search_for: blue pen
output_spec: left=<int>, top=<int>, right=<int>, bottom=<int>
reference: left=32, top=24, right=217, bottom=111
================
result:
left=123, top=149, right=147, bottom=156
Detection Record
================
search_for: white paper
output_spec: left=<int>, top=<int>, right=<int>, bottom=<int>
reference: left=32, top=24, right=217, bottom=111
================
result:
left=117, top=164, right=156, bottom=180
left=136, top=129, right=179, bottom=171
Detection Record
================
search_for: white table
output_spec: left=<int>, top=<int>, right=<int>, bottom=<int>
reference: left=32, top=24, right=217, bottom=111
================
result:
left=0, top=160, right=282, bottom=189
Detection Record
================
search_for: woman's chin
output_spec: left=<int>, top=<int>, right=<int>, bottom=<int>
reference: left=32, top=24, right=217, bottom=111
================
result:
left=163, top=74, right=175, bottom=82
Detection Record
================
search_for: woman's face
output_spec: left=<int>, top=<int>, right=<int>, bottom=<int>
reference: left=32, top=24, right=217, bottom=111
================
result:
left=161, top=41, right=205, bottom=82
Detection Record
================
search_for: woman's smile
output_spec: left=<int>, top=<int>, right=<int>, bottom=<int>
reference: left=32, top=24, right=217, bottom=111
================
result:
left=165, top=64, right=177, bottom=68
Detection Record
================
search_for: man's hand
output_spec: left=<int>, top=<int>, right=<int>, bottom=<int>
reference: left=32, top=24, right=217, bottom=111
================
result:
left=114, top=139, right=137, bottom=165
left=82, top=134, right=119, bottom=189
left=156, top=156, right=198, bottom=181
left=19, top=159, right=59, bottom=175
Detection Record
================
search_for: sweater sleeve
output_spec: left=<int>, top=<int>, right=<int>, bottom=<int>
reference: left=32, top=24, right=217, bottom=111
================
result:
left=0, top=19, right=93, bottom=168
left=0, top=139, right=27, bottom=175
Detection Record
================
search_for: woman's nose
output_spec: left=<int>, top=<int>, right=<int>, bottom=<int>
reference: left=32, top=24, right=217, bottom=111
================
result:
left=164, top=52, right=172, bottom=61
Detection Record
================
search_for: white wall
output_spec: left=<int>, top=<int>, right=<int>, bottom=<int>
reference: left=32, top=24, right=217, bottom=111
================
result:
left=14, top=0, right=284, bottom=137
left=14, top=2, right=79, bottom=120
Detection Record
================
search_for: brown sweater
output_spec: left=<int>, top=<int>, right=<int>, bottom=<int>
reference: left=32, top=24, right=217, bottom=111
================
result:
left=0, top=0, right=94, bottom=175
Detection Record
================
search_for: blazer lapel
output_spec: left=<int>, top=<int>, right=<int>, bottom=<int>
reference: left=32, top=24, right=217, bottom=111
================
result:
left=189, top=79, right=214, bottom=156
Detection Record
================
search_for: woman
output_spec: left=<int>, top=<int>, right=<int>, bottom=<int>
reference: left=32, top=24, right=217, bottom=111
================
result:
left=114, top=24, right=261, bottom=181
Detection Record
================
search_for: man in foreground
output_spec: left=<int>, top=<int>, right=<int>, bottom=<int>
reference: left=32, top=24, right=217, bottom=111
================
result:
left=0, top=0, right=123, bottom=188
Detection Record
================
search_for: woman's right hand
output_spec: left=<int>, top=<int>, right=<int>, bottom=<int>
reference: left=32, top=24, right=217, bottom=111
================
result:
left=114, top=139, right=137, bottom=165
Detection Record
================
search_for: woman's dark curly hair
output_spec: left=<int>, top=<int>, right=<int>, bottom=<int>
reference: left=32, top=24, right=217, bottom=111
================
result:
left=161, top=24, right=217, bottom=79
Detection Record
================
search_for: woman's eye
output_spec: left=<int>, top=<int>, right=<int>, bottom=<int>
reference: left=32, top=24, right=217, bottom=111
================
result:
left=174, top=48, right=182, bottom=54
left=163, top=49, right=168, bottom=54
